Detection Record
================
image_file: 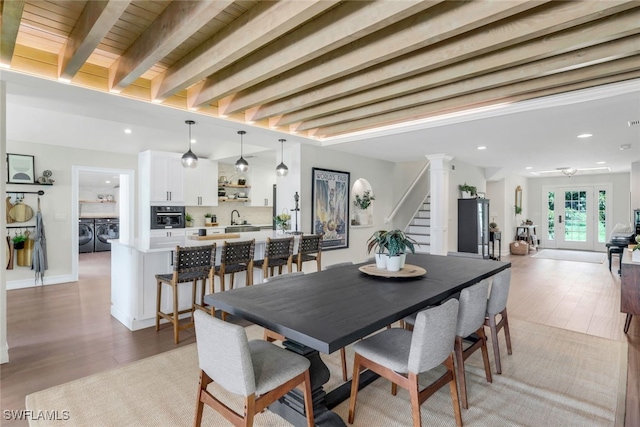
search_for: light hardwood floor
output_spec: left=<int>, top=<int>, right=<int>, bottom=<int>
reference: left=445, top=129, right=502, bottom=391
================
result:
left=1, top=251, right=638, bottom=426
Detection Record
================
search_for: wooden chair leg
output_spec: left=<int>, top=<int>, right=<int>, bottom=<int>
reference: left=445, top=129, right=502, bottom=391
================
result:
left=302, top=370, right=315, bottom=427
left=243, top=395, right=255, bottom=427
left=454, top=336, right=468, bottom=409
left=190, top=280, right=197, bottom=322
left=194, top=370, right=212, bottom=427
left=230, top=273, right=235, bottom=290
left=478, top=327, right=493, bottom=383
left=155, top=280, right=162, bottom=331
left=408, top=372, right=421, bottom=427
left=340, top=348, right=347, bottom=381
left=445, top=355, right=463, bottom=427
left=487, top=315, right=502, bottom=374
left=391, top=382, right=398, bottom=396
left=173, top=283, right=179, bottom=344
left=348, top=354, right=363, bottom=424
left=502, top=309, right=513, bottom=355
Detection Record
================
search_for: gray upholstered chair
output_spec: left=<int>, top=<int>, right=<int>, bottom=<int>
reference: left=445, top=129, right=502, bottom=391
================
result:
left=324, top=261, right=353, bottom=270
left=454, top=279, right=492, bottom=409
left=348, top=299, right=463, bottom=427
left=155, top=244, right=216, bottom=344
left=484, top=268, right=513, bottom=374
left=193, top=311, right=314, bottom=427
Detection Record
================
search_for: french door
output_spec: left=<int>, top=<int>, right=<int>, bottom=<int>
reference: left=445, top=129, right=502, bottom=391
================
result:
left=542, top=184, right=610, bottom=251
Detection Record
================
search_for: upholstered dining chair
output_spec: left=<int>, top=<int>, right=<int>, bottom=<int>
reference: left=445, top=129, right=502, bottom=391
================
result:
left=484, top=268, right=513, bottom=374
left=193, top=311, right=314, bottom=427
left=155, top=244, right=215, bottom=344
left=296, top=234, right=322, bottom=272
left=262, top=271, right=349, bottom=382
left=254, top=236, right=294, bottom=280
left=453, top=279, right=492, bottom=409
left=348, top=299, right=463, bottom=427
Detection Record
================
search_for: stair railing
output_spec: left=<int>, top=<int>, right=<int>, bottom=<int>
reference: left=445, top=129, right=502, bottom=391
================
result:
left=384, top=161, right=431, bottom=227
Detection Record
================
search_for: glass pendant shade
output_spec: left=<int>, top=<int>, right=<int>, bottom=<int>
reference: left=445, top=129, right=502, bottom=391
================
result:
left=181, top=120, right=198, bottom=168
left=235, top=130, right=249, bottom=173
left=276, top=138, right=288, bottom=176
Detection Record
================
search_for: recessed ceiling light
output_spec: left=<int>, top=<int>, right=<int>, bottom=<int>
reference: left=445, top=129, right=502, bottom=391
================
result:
left=124, top=128, right=132, bottom=134
left=105, top=180, right=111, bottom=184
left=577, top=133, right=592, bottom=138
left=525, top=166, right=533, bottom=170
left=190, top=138, right=196, bottom=143
left=477, top=146, right=487, bottom=150
left=620, top=144, right=631, bottom=150
left=151, top=99, right=162, bottom=104
left=58, top=77, right=71, bottom=84
left=596, top=161, right=606, bottom=164
left=0, top=63, right=11, bottom=69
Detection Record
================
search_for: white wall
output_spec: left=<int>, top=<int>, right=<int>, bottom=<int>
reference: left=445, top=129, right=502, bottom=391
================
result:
left=5, top=141, right=136, bottom=288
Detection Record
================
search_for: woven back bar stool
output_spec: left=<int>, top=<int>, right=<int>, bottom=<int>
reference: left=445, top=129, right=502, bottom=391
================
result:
left=296, top=234, right=322, bottom=272
left=254, top=236, right=294, bottom=280
left=215, top=239, right=255, bottom=321
left=155, top=244, right=215, bottom=344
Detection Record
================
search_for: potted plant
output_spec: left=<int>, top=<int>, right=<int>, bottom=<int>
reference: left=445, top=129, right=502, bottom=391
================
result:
left=489, top=220, right=499, bottom=232
left=353, top=190, right=375, bottom=226
left=185, top=212, right=194, bottom=227
left=274, top=213, right=291, bottom=234
left=632, top=235, right=640, bottom=262
left=204, top=213, right=212, bottom=225
left=459, top=183, right=477, bottom=199
left=514, top=205, right=522, bottom=215
left=12, top=233, right=27, bottom=250
left=384, top=229, right=418, bottom=271
left=367, top=230, right=388, bottom=268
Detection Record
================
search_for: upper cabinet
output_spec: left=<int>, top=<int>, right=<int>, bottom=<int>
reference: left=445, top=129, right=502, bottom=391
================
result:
left=185, top=159, right=218, bottom=206
left=141, top=151, right=184, bottom=205
left=246, top=166, right=276, bottom=207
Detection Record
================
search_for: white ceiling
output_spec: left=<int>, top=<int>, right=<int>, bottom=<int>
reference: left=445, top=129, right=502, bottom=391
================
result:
left=3, top=70, right=640, bottom=180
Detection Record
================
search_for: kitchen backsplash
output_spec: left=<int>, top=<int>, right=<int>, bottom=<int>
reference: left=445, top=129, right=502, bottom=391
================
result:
left=186, top=204, right=273, bottom=227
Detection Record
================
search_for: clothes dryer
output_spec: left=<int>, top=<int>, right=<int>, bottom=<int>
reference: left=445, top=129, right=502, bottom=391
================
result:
left=94, top=218, right=119, bottom=252
left=78, top=219, right=94, bottom=253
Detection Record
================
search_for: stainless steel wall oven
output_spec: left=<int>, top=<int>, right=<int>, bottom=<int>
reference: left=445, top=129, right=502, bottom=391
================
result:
left=150, top=206, right=185, bottom=229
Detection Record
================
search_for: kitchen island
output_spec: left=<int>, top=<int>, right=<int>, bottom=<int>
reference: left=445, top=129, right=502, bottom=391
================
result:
left=110, top=230, right=300, bottom=331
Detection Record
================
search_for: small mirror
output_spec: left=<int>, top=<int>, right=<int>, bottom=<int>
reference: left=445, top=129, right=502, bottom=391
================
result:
left=515, top=186, right=522, bottom=213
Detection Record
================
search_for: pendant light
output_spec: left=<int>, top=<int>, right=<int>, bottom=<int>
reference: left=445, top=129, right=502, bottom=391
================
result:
left=276, top=138, right=289, bottom=176
left=181, top=120, right=198, bottom=168
left=235, top=130, right=249, bottom=173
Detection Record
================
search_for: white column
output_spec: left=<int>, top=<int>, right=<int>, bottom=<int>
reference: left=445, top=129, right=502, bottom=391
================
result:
left=1, top=77, right=9, bottom=363
left=276, top=142, right=303, bottom=232
left=426, top=154, right=452, bottom=256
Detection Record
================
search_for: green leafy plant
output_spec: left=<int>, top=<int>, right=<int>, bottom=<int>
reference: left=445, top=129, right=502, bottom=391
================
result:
left=489, top=221, right=498, bottom=229
left=354, top=190, right=375, bottom=210
left=514, top=205, right=522, bottom=215
left=459, top=183, right=477, bottom=196
left=274, top=213, right=291, bottom=230
left=384, top=229, right=418, bottom=257
left=633, top=235, right=640, bottom=251
left=367, top=230, right=388, bottom=254
left=185, top=212, right=193, bottom=222
left=11, top=234, right=27, bottom=244
left=204, top=213, right=212, bottom=218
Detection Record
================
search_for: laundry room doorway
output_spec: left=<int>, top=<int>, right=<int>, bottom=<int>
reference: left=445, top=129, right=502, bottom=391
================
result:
left=72, top=166, right=134, bottom=282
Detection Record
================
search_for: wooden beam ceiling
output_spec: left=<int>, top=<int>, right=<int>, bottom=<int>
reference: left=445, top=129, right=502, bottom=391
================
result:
left=3, top=0, right=640, bottom=140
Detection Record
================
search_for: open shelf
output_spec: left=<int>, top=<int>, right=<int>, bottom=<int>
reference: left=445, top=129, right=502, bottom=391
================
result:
left=218, top=184, right=251, bottom=188
left=79, top=200, right=116, bottom=203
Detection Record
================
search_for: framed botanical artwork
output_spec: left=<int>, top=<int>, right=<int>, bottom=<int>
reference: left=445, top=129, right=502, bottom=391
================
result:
left=311, top=167, right=350, bottom=250
left=7, top=154, right=35, bottom=184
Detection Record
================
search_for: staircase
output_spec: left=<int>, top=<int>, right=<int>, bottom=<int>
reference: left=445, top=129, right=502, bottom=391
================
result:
left=405, top=196, right=431, bottom=254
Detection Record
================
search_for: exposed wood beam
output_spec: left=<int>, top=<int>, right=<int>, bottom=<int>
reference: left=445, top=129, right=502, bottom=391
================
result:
left=190, top=0, right=445, bottom=109
left=221, top=0, right=544, bottom=116
left=109, top=0, right=233, bottom=92
left=296, top=36, right=640, bottom=131
left=312, top=57, right=640, bottom=138
left=251, top=1, right=640, bottom=124
left=273, top=8, right=640, bottom=127
left=0, top=0, right=25, bottom=67
left=152, top=0, right=340, bottom=101
left=58, top=0, right=130, bottom=81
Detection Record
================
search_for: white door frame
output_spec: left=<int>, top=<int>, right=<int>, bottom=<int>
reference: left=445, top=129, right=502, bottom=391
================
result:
left=71, top=165, right=135, bottom=281
left=541, top=183, right=612, bottom=252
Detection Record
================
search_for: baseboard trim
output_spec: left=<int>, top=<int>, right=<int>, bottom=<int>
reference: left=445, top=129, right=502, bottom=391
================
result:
left=7, top=274, right=75, bottom=290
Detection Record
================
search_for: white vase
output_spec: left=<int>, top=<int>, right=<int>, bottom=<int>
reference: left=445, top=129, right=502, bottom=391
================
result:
left=632, top=250, right=640, bottom=263
left=399, top=253, right=406, bottom=268
left=387, top=255, right=401, bottom=272
left=375, top=253, right=387, bottom=269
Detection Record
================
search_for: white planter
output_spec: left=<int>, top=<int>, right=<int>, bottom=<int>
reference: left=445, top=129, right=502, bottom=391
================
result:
left=375, top=253, right=387, bottom=269
left=632, top=250, right=640, bottom=263
left=399, top=253, right=406, bottom=268
left=461, top=191, right=471, bottom=199
left=387, top=255, right=401, bottom=272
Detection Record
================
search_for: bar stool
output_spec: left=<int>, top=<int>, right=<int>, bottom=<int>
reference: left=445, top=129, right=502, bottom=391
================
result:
left=214, top=239, right=255, bottom=321
left=194, top=244, right=218, bottom=317
left=155, top=244, right=216, bottom=344
left=254, top=236, right=294, bottom=280
left=295, top=234, right=322, bottom=272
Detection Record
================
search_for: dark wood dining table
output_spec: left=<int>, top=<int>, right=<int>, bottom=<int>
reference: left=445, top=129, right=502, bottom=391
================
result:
left=205, top=253, right=510, bottom=427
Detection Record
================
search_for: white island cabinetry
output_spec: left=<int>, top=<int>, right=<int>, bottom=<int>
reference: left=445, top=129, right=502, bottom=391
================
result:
left=185, top=159, right=218, bottom=206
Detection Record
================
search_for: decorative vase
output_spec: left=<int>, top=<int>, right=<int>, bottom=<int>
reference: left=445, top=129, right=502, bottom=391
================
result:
left=399, top=253, right=406, bottom=268
left=387, top=255, right=401, bottom=272
left=632, top=250, right=640, bottom=263
left=375, top=253, right=387, bottom=269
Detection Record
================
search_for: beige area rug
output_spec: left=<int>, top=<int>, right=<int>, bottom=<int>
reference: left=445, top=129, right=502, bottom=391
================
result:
left=531, top=249, right=607, bottom=264
left=26, top=319, right=626, bottom=427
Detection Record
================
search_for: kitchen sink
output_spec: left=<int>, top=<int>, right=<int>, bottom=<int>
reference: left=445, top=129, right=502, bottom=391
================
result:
left=224, top=225, right=261, bottom=233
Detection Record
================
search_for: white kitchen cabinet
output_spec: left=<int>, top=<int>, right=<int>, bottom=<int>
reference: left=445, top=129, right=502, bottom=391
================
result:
left=149, top=228, right=186, bottom=250
left=246, top=166, right=276, bottom=207
left=143, top=151, right=184, bottom=204
left=185, top=159, right=218, bottom=206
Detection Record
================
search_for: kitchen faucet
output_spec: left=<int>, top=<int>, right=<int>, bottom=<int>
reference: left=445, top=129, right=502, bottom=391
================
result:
left=231, top=210, right=240, bottom=225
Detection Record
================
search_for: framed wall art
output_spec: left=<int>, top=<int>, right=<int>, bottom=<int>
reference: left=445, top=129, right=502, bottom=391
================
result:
left=311, top=167, right=350, bottom=250
left=7, top=154, right=35, bottom=184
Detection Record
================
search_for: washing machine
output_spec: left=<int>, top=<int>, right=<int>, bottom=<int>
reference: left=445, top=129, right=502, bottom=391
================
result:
left=94, top=218, right=119, bottom=252
left=78, top=219, right=94, bottom=253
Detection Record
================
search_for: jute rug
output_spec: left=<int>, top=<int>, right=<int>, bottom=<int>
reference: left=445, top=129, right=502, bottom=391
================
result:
left=531, top=249, right=607, bottom=264
left=26, top=319, right=626, bottom=427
